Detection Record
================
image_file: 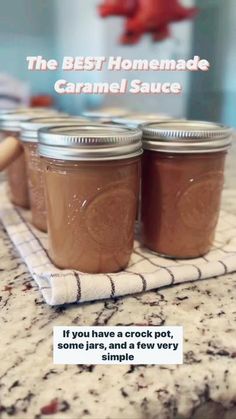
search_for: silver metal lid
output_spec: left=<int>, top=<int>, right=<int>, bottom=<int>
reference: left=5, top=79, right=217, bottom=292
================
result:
left=0, top=107, right=40, bottom=115
left=82, top=108, right=128, bottom=122
left=38, top=124, right=143, bottom=161
left=142, top=120, right=233, bottom=154
left=0, top=108, right=21, bottom=114
left=113, top=113, right=171, bottom=128
left=20, top=116, right=88, bottom=142
left=0, top=109, right=58, bottom=132
left=0, top=107, right=39, bottom=114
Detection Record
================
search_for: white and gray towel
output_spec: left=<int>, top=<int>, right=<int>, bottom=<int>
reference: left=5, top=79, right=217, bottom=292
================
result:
left=0, top=183, right=236, bottom=306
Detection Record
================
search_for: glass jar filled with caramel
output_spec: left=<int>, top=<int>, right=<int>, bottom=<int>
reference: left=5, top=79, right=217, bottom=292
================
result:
left=113, top=113, right=171, bottom=128
left=38, top=125, right=142, bottom=273
left=141, top=121, right=232, bottom=259
left=0, top=108, right=58, bottom=208
left=21, top=116, right=88, bottom=232
left=83, top=108, right=128, bottom=123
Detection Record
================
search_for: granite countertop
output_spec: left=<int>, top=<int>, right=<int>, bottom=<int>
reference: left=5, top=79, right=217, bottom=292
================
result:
left=0, top=146, right=236, bottom=419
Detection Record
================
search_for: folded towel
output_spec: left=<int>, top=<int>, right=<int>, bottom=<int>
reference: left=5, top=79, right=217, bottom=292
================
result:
left=0, top=183, right=235, bottom=306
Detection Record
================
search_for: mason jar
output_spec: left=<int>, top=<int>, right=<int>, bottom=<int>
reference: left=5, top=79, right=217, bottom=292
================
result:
left=38, top=125, right=142, bottom=273
left=0, top=108, right=57, bottom=208
left=112, top=113, right=171, bottom=128
left=112, top=114, right=174, bottom=221
left=21, top=116, right=88, bottom=231
left=82, top=108, right=128, bottom=123
left=141, top=121, right=232, bottom=259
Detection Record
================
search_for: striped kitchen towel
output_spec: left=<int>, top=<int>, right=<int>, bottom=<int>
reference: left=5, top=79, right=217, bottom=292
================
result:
left=0, top=182, right=236, bottom=306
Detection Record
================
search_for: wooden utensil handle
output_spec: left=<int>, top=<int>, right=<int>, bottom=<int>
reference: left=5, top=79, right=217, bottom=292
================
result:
left=0, top=136, right=24, bottom=171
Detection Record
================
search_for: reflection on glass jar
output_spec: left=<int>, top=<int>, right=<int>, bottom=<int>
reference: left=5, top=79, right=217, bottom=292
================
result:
left=141, top=121, right=232, bottom=259
left=24, top=142, right=46, bottom=230
left=4, top=131, right=30, bottom=208
left=21, top=116, right=89, bottom=231
left=39, top=124, right=142, bottom=273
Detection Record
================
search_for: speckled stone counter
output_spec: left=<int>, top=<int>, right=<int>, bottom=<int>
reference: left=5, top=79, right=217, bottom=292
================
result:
left=0, top=146, right=236, bottom=419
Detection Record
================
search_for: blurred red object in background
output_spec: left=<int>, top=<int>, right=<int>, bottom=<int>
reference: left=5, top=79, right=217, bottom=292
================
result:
left=30, top=95, right=54, bottom=108
left=98, top=0, right=137, bottom=17
left=98, top=0, right=198, bottom=45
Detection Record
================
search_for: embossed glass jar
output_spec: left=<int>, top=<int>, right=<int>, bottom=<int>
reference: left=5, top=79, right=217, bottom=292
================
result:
left=0, top=109, right=57, bottom=208
left=21, top=116, right=88, bottom=232
left=141, top=121, right=232, bottom=258
left=38, top=125, right=142, bottom=273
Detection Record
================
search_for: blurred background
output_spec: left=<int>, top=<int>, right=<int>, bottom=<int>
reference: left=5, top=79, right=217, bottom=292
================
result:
left=0, top=0, right=235, bottom=125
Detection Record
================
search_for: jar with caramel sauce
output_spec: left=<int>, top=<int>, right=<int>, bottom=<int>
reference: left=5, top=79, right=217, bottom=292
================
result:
left=38, top=125, right=142, bottom=273
left=112, top=113, right=171, bottom=128
left=0, top=109, right=58, bottom=208
left=82, top=108, right=128, bottom=123
left=21, top=116, right=88, bottom=231
left=141, top=121, right=232, bottom=259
